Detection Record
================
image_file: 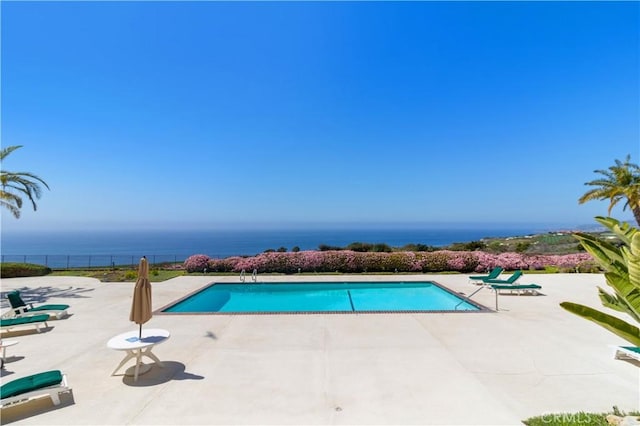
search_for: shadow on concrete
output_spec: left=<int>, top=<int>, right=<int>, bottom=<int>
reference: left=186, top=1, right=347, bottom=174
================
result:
left=2, top=355, right=25, bottom=365
left=616, top=357, right=640, bottom=368
left=0, top=286, right=95, bottom=310
left=0, top=390, right=75, bottom=424
left=1, top=368, right=16, bottom=378
left=120, top=361, right=204, bottom=387
left=494, top=292, right=546, bottom=296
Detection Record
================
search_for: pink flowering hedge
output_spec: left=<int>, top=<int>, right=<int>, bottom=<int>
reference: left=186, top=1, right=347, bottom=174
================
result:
left=184, top=250, right=597, bottom=274
left=183, top=254, right=210, bottom=272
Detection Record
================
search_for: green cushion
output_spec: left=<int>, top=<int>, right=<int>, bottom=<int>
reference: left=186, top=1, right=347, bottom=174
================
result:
left=7, top=291, right=69, bottom=313
left=28, top=304, right=69, bottom=312
left=7, top=291, right=26, bottom=309
left=470, top=267, right=503, bottom=280
left=491, top=284, right=541, bottom=290
left=1, top=370, right=62, bottom=399
left=485, top=270, right=524, bottom=284
left=0, top=314, right=50, bottom=326
left=621, top=346, right=640, bottom=354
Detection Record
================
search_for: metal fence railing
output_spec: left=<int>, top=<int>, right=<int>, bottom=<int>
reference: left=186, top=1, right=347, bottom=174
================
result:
left=1, top=254, right=190, bottom=269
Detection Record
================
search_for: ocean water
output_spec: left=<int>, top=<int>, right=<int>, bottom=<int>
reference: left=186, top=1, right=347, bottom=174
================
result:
left=1, top=227, right=547, bottom=268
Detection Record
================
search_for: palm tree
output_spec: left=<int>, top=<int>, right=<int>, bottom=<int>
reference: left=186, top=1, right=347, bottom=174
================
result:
left=1, top=145, right=50, bottom=218
left=578, top=155, right=640, bottom=226
left=560, top=216, right=640, bottom=346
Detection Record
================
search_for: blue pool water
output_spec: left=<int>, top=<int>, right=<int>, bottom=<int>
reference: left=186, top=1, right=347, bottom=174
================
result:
left=161, top=282, right=481, bottom=313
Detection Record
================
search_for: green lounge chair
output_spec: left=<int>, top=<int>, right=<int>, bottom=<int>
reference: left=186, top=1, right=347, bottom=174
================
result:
left=6, top=291, right=69, bottom=320
left=0, top=314, right=50, bottom=333
left=469, top=267, right=503, bottom=285
left=1, top=370, right=70, bottom=408
left=613, top=346, right=640, bottom=362
left=483, top=270, right=524, bottom=285
left=488, top=280, right=542, bottom=310
left=490, top=283, right=542, bottom=295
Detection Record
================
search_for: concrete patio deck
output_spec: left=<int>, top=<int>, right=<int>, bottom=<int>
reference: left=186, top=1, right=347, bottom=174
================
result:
left=1, top=273, right=638, bottom=425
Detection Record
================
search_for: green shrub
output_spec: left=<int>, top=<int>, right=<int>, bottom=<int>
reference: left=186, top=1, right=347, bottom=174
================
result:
left=575, top=261, right=601, bottom=273
left=524, top=407, right=639, bottom=426
left=1, top=262, right=52, bottom=278
left=372, top=243, right=393, bottom=253
left=124, top=270, right=136, bottom=280
left=401, top=243, right=436, bottom=252
left=346, top=242, right=372, bottom=252
left=449, top=241, right=486, bottom=251
left=515, top=241, right=531, bottom=253
left=523, top=412, right=607, bottom=425
left=486, top=241, right=508, bottom=253
left=318, top=244, right=343, bottom=251
left=342, top=242, right=392, bottom=253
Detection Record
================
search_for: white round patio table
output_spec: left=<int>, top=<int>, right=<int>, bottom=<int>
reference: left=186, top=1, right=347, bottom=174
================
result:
left=0, top=339, right=19, bottom=368
left=107, top=328, right=170, bottom=382
left=0, top=339, right=19, bottom=359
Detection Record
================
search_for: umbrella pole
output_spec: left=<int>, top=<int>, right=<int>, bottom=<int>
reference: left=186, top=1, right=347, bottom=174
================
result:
left=139, top=324, right=142, bottom=339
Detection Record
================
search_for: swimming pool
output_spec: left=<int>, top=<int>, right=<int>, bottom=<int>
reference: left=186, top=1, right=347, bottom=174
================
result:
left=160, top=281, right=484, bottom=314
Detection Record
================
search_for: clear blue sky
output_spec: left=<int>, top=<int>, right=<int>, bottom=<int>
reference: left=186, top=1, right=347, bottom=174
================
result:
left=2, top=1, right=639, bottom=231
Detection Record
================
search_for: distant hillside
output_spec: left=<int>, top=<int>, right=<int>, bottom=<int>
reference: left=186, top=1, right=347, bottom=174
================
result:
left=450, top=230, right=622, bottom=255
left=321, top=230, right=617, bottom=256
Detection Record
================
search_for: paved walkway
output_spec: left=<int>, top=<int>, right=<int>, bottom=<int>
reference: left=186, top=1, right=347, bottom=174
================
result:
left=1, top=273, right=638, bottom=425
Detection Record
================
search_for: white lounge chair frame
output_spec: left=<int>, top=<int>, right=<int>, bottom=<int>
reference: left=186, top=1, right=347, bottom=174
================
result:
left=612, top=345, right=640, bottom=362
left=491, top=285, right=541, bottom=296
left=0, top=374, right=70, bottom=408
left=2, top=306, right=67, bottom=320
left=469, top=277, right=494, bottom=286
left=490, top=284, right=542, bottom=311
left=0, top=318, right=49, bottom=334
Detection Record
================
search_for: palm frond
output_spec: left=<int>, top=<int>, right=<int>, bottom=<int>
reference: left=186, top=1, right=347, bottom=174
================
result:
left=603, top=273, right=640, bottom=322
left=574, top=232, right=626, bottom=274
left=596, top=216, right=638, bottom=245
left=0, top=145, right=24, bottom=161
left=0, top=146, right=49, bottom=217
left=560, top=302, right=640, bottom=346
left=0, top=199, right=21, bottom=218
